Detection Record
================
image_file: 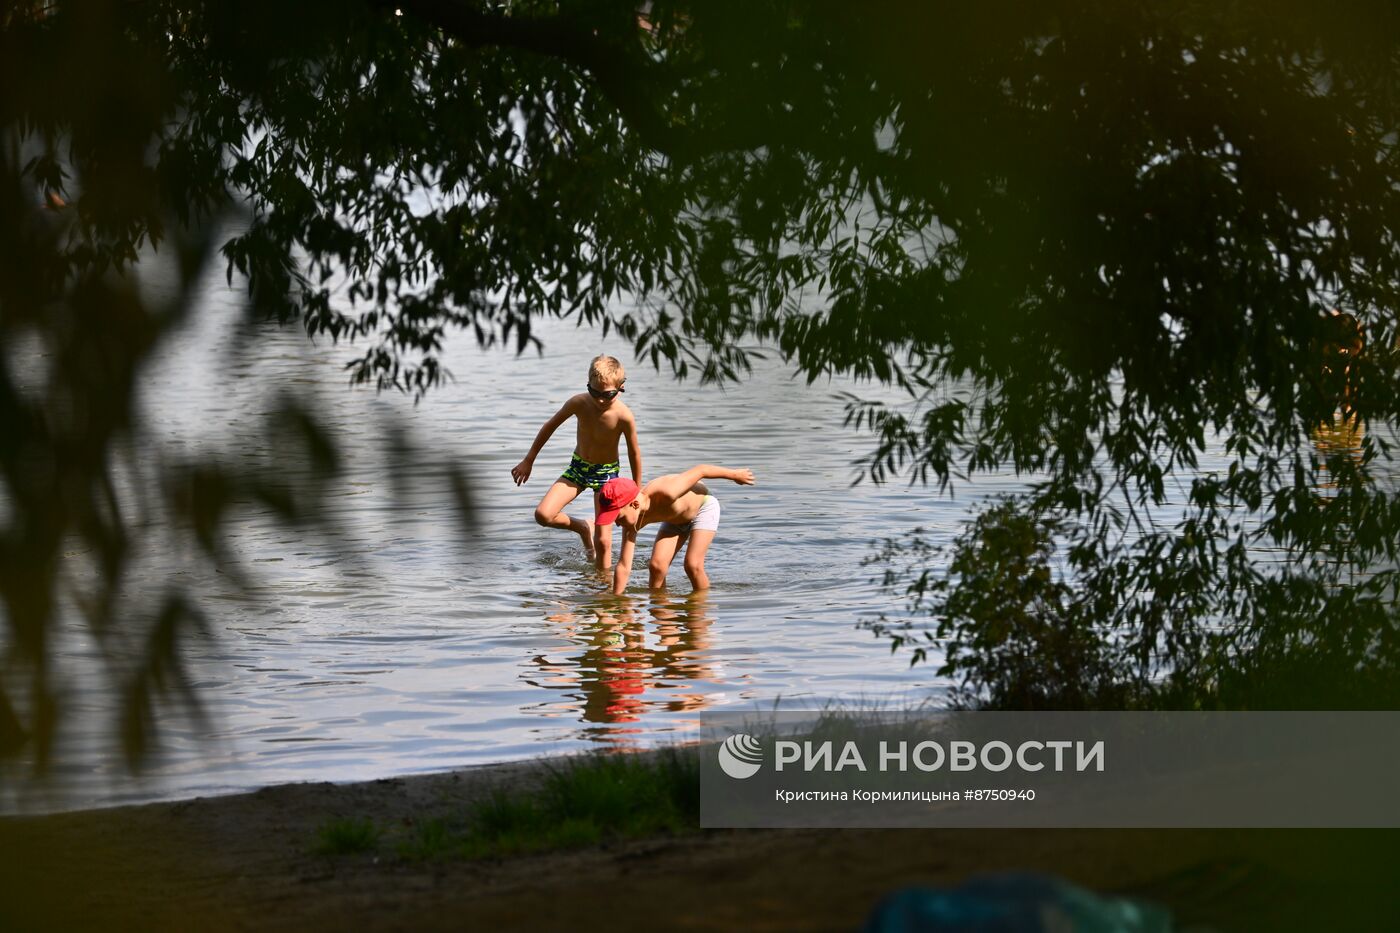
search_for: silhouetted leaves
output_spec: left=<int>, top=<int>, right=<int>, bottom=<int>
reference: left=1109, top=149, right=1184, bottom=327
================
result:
left=4, top=0, right=1400, bottom=774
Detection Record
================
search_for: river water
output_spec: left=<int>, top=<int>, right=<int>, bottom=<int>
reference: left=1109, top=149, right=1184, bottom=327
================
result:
left=10, top=253, right=1387, bottom=813
left=6, top=266, right=1056, bottom=813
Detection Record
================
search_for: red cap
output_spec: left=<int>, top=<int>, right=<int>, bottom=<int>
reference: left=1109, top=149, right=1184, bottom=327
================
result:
left=596, top=477, right=639, bottom=525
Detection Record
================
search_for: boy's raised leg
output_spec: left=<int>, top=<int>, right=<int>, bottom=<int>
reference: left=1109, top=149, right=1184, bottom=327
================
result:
left=534, top=479, right=594, bottom=560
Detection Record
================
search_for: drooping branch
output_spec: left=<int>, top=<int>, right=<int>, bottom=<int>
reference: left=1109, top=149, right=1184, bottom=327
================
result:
left=382, top=0, right=831, bottom=160
left=387, top=0, right=685, bottom=153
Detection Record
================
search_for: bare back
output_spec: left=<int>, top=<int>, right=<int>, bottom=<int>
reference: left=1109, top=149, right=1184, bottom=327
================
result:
left=638, top=477, right=705, bottom=528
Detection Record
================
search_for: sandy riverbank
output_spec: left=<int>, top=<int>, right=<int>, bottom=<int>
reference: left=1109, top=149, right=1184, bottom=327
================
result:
left=2, top=753, right=1395, bottom=932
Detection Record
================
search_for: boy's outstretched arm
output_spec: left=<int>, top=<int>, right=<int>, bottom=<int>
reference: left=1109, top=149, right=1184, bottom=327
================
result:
left=653, top=464, right=756, bottom=500
left=624, top=410, right=643, bottom=484
left=511, top=399, right=575, bottom=485
left=611, top=527, right=637, bottom=595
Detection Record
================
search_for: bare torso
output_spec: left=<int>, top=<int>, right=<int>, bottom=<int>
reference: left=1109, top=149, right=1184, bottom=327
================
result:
left=569, top=394, right=632, bottom=464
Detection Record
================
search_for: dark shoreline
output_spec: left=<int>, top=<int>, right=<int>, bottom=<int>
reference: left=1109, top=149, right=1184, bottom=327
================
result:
left=3, top=750, right=1397, bottom=931
left=0, top=754, right=553, bottom=819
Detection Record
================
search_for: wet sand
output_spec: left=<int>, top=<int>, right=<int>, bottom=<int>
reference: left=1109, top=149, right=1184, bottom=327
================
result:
left=2, top=754, right=1395, bottom=932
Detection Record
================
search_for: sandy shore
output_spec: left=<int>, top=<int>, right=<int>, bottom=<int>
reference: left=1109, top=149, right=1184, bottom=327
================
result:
left=2, top=753, right=1395, bottom=932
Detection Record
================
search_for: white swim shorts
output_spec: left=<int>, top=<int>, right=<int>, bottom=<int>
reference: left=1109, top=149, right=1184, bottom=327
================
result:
left=658, top=494, right=721, bottom=534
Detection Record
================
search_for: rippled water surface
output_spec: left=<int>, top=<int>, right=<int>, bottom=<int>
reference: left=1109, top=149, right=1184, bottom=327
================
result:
left=12, top=266, right=1384, bottom=814
left=10, top=275, right=1041, bottom=812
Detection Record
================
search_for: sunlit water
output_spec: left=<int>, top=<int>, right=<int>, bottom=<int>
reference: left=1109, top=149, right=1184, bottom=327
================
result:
left=5, top=264, right=1389, bottom=814
left=3, top=268, right=1033, bottom=813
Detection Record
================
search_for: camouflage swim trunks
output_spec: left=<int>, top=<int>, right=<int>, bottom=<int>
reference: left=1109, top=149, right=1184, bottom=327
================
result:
left=560, top=452, right=620, bottom=490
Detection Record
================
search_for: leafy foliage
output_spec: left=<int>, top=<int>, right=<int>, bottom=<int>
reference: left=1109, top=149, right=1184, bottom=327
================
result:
left=3, top=0, right=1400, bottom=772
left=871, top=500, right=1135, bottom=710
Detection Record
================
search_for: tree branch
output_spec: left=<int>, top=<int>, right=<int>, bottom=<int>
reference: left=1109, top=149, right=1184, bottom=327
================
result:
left=386, top=0, right=683, bottom=154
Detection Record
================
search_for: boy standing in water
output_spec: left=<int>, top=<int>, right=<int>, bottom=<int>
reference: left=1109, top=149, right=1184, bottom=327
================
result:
left=512, top=355, right=642, bottom=570
left=595, top=464, right=756, bottom=595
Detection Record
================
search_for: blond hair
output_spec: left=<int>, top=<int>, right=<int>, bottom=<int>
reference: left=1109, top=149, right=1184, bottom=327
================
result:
left=588, top=355, right=625, bottom=385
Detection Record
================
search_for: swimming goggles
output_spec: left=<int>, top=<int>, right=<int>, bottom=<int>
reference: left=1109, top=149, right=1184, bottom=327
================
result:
left=587, top=383, right=625, bottom=401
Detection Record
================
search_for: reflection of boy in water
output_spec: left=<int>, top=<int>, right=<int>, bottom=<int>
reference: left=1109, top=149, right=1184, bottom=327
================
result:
left=534, top=594, right=717, bottom=724
left=597, top=465, right=756, bottom=594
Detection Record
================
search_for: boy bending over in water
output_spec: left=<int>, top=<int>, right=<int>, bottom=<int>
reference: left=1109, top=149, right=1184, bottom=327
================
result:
left=512, top=355, right=641, bottom=569
left=596, top=464, right=756, bottom=595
